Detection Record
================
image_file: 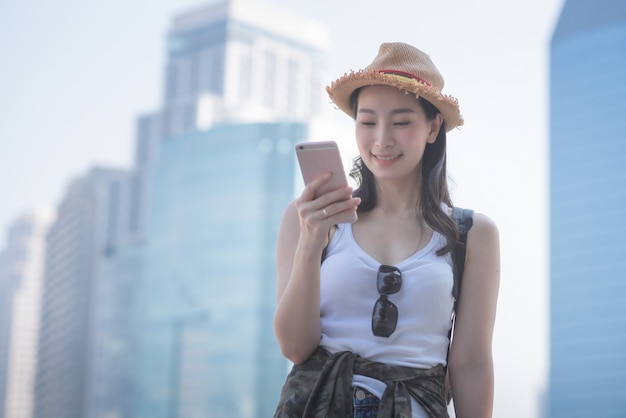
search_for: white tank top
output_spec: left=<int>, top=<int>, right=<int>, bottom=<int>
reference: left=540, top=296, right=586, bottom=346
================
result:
left=319, top=222, right=454, bottom=416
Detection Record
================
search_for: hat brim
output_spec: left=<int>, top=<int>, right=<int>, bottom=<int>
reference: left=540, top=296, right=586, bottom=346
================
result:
left=326, top=70, right=463, bottom=132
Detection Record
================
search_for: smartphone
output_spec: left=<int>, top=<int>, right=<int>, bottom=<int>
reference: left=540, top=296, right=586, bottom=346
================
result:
left=295, top=141, right=348, bottom=198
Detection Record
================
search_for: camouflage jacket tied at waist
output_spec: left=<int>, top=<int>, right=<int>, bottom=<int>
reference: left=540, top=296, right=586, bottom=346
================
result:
left=274, top=346, right=449, bottom=418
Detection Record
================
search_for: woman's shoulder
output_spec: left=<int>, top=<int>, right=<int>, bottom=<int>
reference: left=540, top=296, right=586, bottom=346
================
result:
left=468, top=211, right=499, bottom=240
left=464, top=211, right=500, bottom=269
left=447, top=205, right=497, bottom=235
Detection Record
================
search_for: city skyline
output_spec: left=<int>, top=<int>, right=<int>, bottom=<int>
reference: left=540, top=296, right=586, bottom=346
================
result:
left=1, top=0, right=563, bottom=417
left=4, top=1, right=337, bottom=416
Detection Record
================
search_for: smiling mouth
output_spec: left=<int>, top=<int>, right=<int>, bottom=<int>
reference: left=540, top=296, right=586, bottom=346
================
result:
left=374, top=154, right=402, bottom=161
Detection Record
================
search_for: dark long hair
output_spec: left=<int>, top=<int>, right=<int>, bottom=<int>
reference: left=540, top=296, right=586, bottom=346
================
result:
left=349, top=89, right=458, bottom=255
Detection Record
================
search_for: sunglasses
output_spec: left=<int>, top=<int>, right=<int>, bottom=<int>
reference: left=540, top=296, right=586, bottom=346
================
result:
left=371, top=265, right=402, bottom=337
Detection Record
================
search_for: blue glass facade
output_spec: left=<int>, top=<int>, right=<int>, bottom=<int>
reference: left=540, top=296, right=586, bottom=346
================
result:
left=549, top=1, right=626, bottom=416
left=134, top=122, right=306, bottom=418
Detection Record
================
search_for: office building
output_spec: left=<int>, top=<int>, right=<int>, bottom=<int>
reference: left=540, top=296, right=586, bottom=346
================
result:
left=549, top=1, right=626, bottom=416
left=0, top=210, right=54, bottom=418
left=33, top=167, right=132, bottom=418
left=133, top=122, right=305, bottom=418
left=128, top=3, right=330, bottom=416
left=160, top=0, right=330, bottom=137
left=129, top=0, right=330, bottom=243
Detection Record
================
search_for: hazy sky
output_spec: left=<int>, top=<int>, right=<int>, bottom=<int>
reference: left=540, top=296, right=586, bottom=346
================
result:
left=1, top=0, right=564, bottom=416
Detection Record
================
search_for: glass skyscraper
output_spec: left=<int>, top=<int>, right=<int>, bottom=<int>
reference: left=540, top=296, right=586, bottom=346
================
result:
left=33, top=168, right=131, bottom=418
left=128, top=2, right=330, bottom=416
left=159, top=0, right=330, bottom=138
left=134, top=122, right=305, bottom=418
left=549, top=1, right=626, bottom=416
left=130, top=0, right=330, bottom=244
left=0, top=210, right=54, bottom=418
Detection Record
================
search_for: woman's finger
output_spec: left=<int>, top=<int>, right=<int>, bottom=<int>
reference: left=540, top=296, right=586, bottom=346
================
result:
left=300, top=172, right=332, bottom=201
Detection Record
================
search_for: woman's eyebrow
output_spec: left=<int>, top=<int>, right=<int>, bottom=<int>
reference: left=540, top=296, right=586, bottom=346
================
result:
left=357, top=108, right=416, bottom=115
left=391, top=108, right=416, bottom=115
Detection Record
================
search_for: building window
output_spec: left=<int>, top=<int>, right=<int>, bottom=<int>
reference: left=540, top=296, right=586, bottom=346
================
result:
left=263, top=51, right=276, bottom=108
left=239, top=52, right=252, bottom=102
left=287, top=59, right=299, bottom=116
left=198, top=48, right=213, bottom=93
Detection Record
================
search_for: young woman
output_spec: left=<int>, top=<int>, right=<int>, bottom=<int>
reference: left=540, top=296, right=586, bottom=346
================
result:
left=273, top=42, right=500, bottom=418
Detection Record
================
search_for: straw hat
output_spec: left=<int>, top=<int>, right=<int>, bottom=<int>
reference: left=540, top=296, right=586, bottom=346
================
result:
left=326, top=42, right=463, bottom=132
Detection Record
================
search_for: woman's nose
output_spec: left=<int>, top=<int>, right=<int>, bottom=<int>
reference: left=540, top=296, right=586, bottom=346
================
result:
left=375, top=125, right=394, bottom=147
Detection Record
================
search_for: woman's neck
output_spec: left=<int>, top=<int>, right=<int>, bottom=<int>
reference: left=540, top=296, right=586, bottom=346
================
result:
left=374, top=179, right=422, bottom=215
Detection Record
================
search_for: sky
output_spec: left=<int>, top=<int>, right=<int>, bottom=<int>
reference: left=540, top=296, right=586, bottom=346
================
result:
left=0, top=0, right=564, bottom=416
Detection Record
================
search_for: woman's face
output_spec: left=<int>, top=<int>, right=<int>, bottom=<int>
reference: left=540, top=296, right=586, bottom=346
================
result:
left=354, top=85, right=443, bottom=184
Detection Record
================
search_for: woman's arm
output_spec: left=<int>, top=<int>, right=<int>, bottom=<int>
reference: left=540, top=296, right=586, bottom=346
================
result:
left=448, top=212, right=500, bottom=418
left=273, top=173, right=360, bottom=364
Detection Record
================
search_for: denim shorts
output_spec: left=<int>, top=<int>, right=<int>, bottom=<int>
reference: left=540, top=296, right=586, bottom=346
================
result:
left=353, top=386, right=380, bottom=418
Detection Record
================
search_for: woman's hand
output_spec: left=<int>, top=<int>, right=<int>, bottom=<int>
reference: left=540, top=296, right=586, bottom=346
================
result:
left=294, top=172, right=360, bottom=253
left=273, top=172, right=360, bottom=364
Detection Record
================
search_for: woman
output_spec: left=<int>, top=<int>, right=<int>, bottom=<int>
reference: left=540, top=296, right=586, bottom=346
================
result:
left=273, top=42, right=500, bottom=418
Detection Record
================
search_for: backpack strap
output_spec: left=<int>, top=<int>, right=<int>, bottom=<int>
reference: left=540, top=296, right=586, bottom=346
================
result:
left=445, top=206, right=474, bottom=403
left=451, top=206, right=474, bottom=306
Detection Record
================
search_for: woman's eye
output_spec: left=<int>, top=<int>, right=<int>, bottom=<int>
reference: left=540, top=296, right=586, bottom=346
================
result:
left=360, top=121, right=376, bottom=126
left=393, top=121, right=410, bottom=126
